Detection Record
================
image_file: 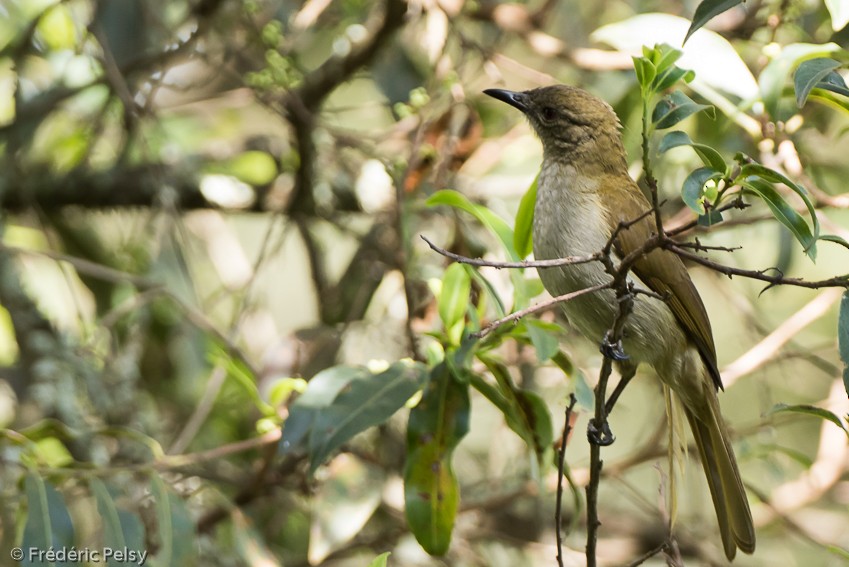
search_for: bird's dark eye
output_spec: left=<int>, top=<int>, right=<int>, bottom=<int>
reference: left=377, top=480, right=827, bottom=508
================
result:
left=541, top=106, right=557, bottom=121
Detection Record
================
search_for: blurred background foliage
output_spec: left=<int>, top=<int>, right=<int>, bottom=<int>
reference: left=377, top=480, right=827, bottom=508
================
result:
left=1, top=0, right=848, bottom=565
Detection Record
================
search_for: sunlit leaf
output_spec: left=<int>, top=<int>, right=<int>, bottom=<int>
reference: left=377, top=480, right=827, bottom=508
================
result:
left=427, top=190, right=518, bottom=260
left=794, top=58, right=843, bottom=108
left=592, top=14, right=758, bottom=100
left=405, top=363, right=470, bottom=555
left=684, top=0, right=744, bottom=44
left=367, top=552, right=392, bottom=567
left=513, top=176, right=537, bottom=259
left=438, top=263, right=471, bottom=335
left=826, top=0, right=849, bottom=31
left=738, top=163, right=819, bottom=237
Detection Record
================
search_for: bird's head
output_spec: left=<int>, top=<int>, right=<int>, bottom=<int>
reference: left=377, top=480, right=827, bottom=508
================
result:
left=484, top=85, right=625, bottom=169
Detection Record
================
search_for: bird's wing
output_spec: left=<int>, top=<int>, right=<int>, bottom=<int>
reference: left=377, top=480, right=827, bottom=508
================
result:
left=607, top=187, right=723, bottom=390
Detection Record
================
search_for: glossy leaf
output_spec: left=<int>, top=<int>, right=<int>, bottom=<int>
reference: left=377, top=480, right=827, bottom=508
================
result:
left=307, top=361, right=429, bottom=472
left=684, top=0, right=745, bottom=44
left=659, top=130, right=726, bottom=172
left=682, top=167, right=722, bottom=214
left=633, top=56, right=657, bottom=91
left=21, top=474, right=75, bottom=567
left=427, top=190, right=518, bottom=260
left=513, top=175, right=537, bottom=259
left=739, top=176, right=817, bottom=259
left=652, top=90, right=713, bottom=129
left=280, top=366, right=366, bottom=455
left=769, top=403, right=849, bottom=437
left=794, top=58, right=843, bottom=108
left=738, top=163, right=819, bottom=237
left=840, top=291, right=849, bottom=397
left=593, top=14, right=758, bottom=100
left=405, top=363, right=470, bottom=555
left=759, top=43, right=842, bottom=120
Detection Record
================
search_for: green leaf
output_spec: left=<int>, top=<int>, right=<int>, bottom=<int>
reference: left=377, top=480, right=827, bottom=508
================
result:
left=220, top=151, right=278, bottom=185
left=759, top=43, right=842, bottom=120
left=839, top=290, right=849, bottom=397
left=525, top=319, right=561, bottom=362
left=593, top=14, right=758, bottom=100
left=280, top=366, right=365, bottom=455
left=513, top=176, right=537, bottom=259
left=794, top=58, right=843, bottom=108
left=148, top=476, right=195, bottom=567
left=659, top=131, right=726, bottom=172
left=826, top=0, right=849, bottom=31
left=307, top=361, right=429, bottom=472
left=405, top=363, right=470, bottom=555
left=438, top=263, right=472, bottom=336
left=367, top=552, right=392, bottom=567
left=427, top=190, right=519, bottom=260
left=91, top=479, right=147, bottom=567
left=738, top=163, right=819, bottom=236
left=814, top=69, right=849, bottom=99
left=654, top=65, right=695, bottom=92
left=22, top=474, right=75, bottom=567
left=477, top=357, right=553, bottom=462
left=652, top=90, right=713, bottom=129
left=819, top=233, right=849, bottom=251
left=698, top=209, right=724, bottom=226
left=739, top=176, right=817, bottom=259
left=684, top=0, right=744, bottom=44
left=654, top=43, right=685, bottom=72
left=633, top=56, right=657, bottom=92
left=768, top=403, right=849, bottom=438
left=682, top=167, right=721, bottom=214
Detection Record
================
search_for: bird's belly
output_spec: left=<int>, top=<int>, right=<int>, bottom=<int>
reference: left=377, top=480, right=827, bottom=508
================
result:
left=532, top=207, right=681, bottom=366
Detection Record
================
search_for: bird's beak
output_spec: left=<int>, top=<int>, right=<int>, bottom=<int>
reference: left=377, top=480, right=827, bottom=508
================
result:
left=484, top=88, right=529, bottom=113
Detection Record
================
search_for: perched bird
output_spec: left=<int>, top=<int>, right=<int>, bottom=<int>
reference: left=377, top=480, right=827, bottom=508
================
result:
left=484, top=85, right=755, bottom=560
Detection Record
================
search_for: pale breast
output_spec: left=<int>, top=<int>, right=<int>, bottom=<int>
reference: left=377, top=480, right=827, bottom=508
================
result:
left=531, top=161, right=682, bottom=365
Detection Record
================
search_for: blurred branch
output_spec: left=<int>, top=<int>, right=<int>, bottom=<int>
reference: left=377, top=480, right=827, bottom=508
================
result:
left=555, top=394, right=577, bottom=567
left=721, top=288, right=844, bottom=386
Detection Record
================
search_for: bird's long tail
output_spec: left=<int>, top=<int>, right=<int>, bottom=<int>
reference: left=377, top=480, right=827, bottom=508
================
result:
left=684, top=392, right=755, bottom=561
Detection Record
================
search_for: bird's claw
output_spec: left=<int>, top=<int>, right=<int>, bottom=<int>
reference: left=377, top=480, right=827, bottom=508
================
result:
left=600, top=335, right=629, bottom=361
left=587, top=418, right=615, bottom=446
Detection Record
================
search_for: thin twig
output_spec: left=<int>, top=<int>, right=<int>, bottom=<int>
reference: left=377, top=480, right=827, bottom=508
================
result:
left=471, top=282, right=611, bottom=338
left=555, top=394, right=578, bottom=567
left=420, top=234, right=601, bottom=269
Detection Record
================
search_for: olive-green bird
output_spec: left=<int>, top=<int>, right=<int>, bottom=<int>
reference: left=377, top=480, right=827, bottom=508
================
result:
left=485, top=85, right=755, bottom=560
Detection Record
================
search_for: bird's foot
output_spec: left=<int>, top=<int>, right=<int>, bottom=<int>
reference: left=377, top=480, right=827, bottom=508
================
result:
left=600, top=334, right=629, bottom=361
left=587, top=418, right=615, bottom=446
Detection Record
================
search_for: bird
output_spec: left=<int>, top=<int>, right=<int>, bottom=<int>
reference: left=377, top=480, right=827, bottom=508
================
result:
left=484, top=85, right=755, bottom=560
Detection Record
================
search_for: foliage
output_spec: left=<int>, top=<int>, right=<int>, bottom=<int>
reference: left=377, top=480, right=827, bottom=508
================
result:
left=1, top=0, right=849, bottom=566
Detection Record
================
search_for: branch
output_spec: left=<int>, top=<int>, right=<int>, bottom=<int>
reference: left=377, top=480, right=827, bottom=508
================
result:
left=421, top=234, right=601, bottom=269
left=471, top=282, right=611, bottom=339
left=555, top=394, right=578, bottom=567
